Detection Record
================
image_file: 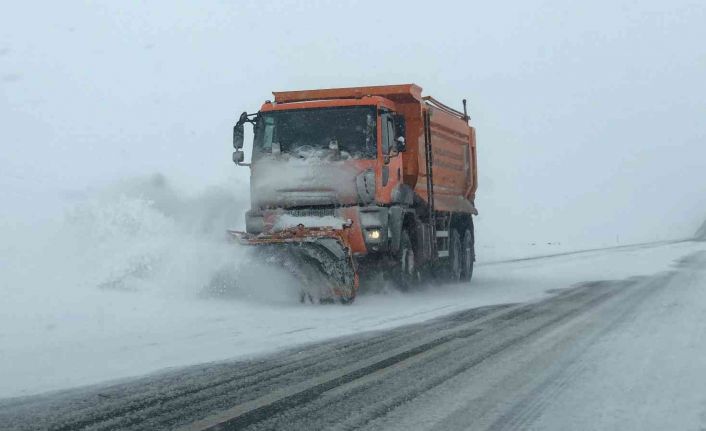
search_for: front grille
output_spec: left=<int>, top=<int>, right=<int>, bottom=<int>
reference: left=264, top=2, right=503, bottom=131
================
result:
left=284, top=207, right=336, bottom=218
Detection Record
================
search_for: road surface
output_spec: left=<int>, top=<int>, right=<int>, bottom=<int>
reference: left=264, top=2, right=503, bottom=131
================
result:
left=1, top=243, right=706, bottom=430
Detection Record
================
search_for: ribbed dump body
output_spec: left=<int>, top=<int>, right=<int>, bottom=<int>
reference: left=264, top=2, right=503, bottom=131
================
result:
left=416, top=98, right=478, bottom=214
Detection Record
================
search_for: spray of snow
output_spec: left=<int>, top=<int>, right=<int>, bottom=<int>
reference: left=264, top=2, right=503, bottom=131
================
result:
left=0, top=174, right=300, bottom=309
left=0, top=174, right=311, bottom=397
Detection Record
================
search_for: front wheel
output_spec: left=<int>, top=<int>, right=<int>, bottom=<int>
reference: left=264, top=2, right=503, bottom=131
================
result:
left=394, top=230, right=419, bottom=291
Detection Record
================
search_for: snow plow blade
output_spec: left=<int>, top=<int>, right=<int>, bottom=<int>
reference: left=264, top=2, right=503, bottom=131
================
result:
left=228, top=226, right=359, bottom=303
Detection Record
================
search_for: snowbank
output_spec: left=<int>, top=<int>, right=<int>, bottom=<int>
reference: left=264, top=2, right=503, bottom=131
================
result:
left=695, top=218, right=706, bottom=240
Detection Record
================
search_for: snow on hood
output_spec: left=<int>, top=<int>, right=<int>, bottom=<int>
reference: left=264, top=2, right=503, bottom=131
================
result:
left=250, top=154, right=363, bottom=208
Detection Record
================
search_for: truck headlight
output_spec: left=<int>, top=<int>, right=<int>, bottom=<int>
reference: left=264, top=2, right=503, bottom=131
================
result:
left=366, top=229, right=381, bottom=240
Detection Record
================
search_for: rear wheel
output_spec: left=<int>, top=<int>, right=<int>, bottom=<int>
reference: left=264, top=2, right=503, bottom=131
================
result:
left=394, top=230, right=419, bottom=291
left=447, top=229, right=462, bottom=282
left=461, top=228, right=474, bottom=282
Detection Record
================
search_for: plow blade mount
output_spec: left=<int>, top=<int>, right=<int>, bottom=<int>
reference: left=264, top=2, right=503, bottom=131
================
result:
left=229, top=227, right=359, bottom=303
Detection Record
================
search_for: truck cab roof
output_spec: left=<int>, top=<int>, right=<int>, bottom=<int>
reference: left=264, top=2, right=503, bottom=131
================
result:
left=272, top=84, right=422, bottom=104
left=260, top=95, right=396, bottom=112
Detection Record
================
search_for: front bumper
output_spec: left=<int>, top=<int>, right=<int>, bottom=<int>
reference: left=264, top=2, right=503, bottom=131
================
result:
left=245, top=205, right=390, bottom=255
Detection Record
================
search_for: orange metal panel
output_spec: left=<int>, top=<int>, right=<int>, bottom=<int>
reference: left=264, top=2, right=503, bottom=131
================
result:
left=340, top=207, right=368, bottom=254
left=414, top=103, right=477, bottom=214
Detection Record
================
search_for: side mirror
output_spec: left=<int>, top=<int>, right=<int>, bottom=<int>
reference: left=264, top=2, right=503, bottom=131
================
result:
left=232, top=150, right=245, bottom=164
left=233, top=123, right=244, bottom=149
left=396, top=136, right=406, bottom=152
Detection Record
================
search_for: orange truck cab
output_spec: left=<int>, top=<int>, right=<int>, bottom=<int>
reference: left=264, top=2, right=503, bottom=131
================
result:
left=232, top=84, right=477, bottom=302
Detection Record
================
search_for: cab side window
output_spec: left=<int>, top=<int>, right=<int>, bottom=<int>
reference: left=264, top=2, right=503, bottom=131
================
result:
left=381, top=113, right=396, bottom=155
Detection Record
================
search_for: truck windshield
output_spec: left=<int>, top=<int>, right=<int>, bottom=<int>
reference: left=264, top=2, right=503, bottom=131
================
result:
left=254, top=106, right=377, bottom=160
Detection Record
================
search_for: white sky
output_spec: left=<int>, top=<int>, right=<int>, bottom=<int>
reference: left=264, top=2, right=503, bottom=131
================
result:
left=1, top=0, right=705, bottom=246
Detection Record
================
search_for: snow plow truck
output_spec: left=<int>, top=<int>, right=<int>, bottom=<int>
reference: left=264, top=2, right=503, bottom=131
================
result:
left=231, top=84, right=478, bottom=303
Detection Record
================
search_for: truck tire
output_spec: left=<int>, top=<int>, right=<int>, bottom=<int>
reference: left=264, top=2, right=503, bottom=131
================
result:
left=461, top=228, right=474, bottom=282
left=395, top=230, right=418, bottom=291
left=447, top=228, right=463, bottom=282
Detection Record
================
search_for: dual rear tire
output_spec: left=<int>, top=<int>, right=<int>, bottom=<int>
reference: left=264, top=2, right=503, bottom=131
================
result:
left=447, top=228, right=474, bottom=282
left=394, top=224, right=474, bottom=291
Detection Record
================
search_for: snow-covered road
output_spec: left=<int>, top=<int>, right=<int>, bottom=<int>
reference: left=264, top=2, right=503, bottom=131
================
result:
left=362, top=248, right=706, bottom=431
left=3, top=241, right=705, bottom=431
left=0, top=239, right=703, bottom=400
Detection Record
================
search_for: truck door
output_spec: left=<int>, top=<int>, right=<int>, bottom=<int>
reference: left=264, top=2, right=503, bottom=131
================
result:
left=378, top=111, right=403, bottom=202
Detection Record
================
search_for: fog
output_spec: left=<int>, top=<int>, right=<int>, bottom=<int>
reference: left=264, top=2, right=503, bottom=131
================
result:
left=2, top=0, right=706, bottom=249
left=3, top=1, right=706, bottom=400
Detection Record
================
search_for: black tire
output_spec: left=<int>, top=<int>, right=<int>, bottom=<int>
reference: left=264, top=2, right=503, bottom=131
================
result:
left=339, top=296, right=355, bottom=305
left=447, top=228, right=463, bottom=282
left=461, top=228, right=474, bottom=282
left=394, top=230, right=419, bottom=291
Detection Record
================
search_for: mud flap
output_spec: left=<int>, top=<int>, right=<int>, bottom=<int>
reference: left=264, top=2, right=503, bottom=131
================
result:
left=229, top=228, right=358, bottom=303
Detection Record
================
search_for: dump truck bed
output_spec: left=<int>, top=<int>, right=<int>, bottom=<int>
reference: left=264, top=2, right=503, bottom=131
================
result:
left=416, top=99, right=478, bottom=214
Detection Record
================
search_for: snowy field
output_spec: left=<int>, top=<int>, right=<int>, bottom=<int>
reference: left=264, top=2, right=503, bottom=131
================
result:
left=1, top=178, right=703, bottom=399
